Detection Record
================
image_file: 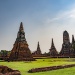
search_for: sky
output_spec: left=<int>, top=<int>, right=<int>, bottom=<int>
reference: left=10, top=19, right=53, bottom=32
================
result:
left=1, top=0, right=75, bottom=53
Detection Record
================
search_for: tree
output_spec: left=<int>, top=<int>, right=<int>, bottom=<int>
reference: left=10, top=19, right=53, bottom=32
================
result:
left=0, top=50, right=8, bottom=57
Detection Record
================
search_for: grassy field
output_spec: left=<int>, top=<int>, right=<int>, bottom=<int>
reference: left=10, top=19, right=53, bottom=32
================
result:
left=0, top=58, right=75, bottom=75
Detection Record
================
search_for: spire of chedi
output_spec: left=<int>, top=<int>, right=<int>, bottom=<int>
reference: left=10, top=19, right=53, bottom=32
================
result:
left=17, top=22, right=27, bottom=43
left=36, top=41, right=42, bottom=55
left=9, top=22, right=34, bottom=61
left=19, top=22, right=24, bottom=31
left=49, top=38, right=58, bottom=57
left=63, top=30, right=70, bottom=44
left=51, top=38, right=54, bottom=48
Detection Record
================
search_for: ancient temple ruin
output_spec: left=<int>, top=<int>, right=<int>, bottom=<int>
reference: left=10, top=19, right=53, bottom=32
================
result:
left=9, top=22, right=34, bottom=61
left=32, top=42, right=42, bottom=57
left=49, top=38, right=58, bottom=57
left=60, top=30, right=72, bottom=57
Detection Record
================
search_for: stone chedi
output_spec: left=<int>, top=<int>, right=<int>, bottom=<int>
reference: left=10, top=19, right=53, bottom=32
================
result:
left=32, top=42, right=42, bottom=56
left=49, top=38, right=58, bottom=57
left=9, top=22, right=34, bottom=61
left=60, top=30, right=73, bottom=57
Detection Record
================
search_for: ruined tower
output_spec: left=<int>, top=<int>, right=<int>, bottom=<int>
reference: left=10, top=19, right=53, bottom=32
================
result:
left=36, top=42, right=42, bottom=55
left=32, top=42, right=42, bottom=57
left=49, top=38, right=58, bottom=57
left=9, top=22, right=34, bottom=61
left=60, top=30, right=72, bottom=57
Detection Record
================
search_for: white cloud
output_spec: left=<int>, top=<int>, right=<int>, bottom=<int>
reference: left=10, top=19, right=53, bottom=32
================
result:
left=45, top=8, right=75, bottom=24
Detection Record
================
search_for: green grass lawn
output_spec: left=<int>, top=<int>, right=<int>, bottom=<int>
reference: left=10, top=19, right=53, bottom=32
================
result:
left=0, top=58, right=75, bottom=75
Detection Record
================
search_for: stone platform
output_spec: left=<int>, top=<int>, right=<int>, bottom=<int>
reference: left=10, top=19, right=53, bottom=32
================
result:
left=0, top=65, right=21, bottom=75
left=28, top=64, right=75, bottom=73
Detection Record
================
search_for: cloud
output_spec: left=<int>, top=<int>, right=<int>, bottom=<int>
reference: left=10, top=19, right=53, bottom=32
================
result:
left=45, top=8, right=75, bottom=24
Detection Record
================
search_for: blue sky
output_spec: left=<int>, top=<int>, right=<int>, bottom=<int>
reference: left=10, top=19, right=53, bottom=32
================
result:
left=1, top=0, right=75, bottom=53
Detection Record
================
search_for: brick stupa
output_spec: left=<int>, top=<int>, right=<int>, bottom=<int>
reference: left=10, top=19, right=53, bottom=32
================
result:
left=32, top=42, right=42, bottom=57
left=49, top=38, right=58, bottom=57
left=9, top=22, right=34, bottom=61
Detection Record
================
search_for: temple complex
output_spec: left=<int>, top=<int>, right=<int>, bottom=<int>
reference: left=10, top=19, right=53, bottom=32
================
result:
left=2, top=23, right=75, bottom=59
left=9, top=22, right=34, bottom=61
left=49, top=38, right=58, bottom=57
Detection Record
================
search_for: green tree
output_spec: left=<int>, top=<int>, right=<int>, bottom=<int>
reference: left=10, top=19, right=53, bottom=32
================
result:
left=0, top=50, right=8, bottom=57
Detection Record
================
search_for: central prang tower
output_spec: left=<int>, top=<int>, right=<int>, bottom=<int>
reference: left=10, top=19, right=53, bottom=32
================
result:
left=9, top=22, right=34, bottom=61
left=60, top=30, right=72, bottom=57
